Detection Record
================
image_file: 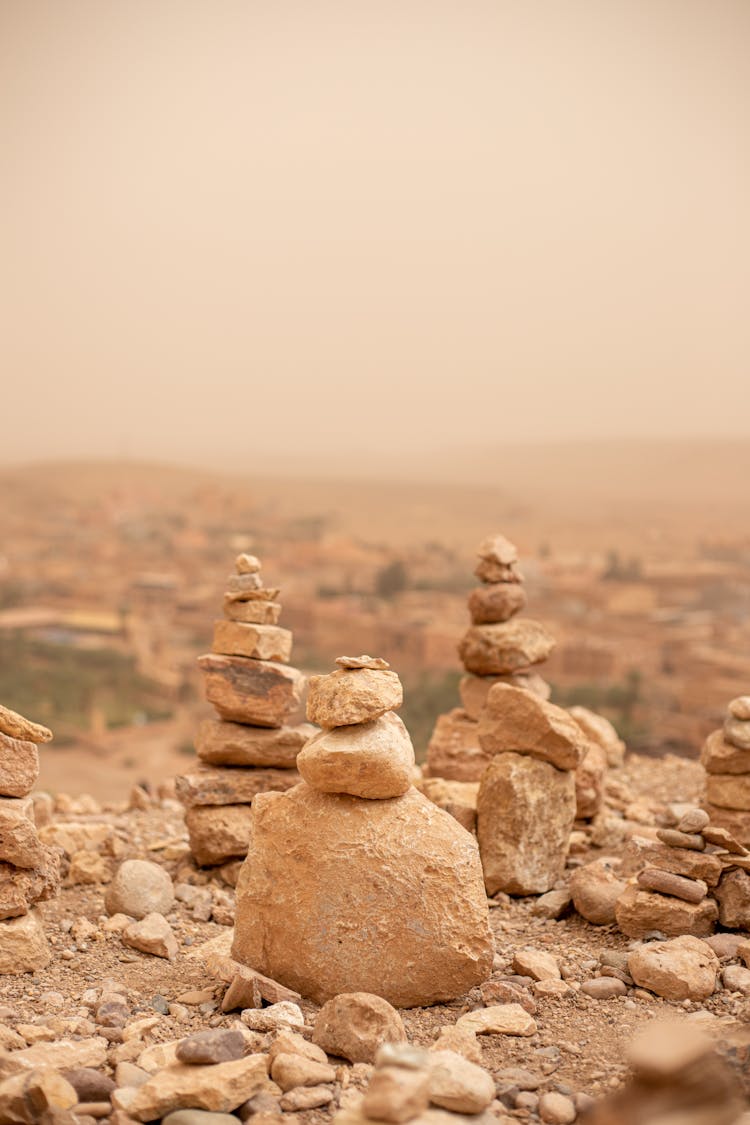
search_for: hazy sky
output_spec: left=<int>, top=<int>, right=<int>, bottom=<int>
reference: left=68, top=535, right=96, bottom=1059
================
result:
left=2, top=1, right=749, bottom=467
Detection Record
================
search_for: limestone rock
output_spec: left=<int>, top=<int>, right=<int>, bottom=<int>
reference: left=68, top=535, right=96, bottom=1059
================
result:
left=706, top=773, right=750, bottom=810
left=456, top=1004, right=537, bottom=1037
left=123, top=913, right=178, bottom=960
left=426, top=1050, right=495, bottom=1113
left=306, top=668, right=403, bottom=729
left=628, top=936, right=718, bottom=1000
left=313, top=993, right=405, bottom=1062
left=232, top=784, right=493, bottom=1006
left=615, top=883, right=718, bottom=939
left=459, top=673, right=550, bottom=721
left=423, top=710, right=490, bottom=783
left=176, top=1029, right=245, bottom=1066
left=199, top=654, right=304, bottom=727
left=175, top=765, right=300, bottom=808
left=467, top=584, right=526, bottom=625
left=570, top=859, right=626, bottom=925
left=104, top=860, right=174, bottom=920
left=0, top=809, right=44, bottom=869
left=416, top=779, right=478, bottom=834
left=632, top=842, right=723, bottom=887
left=0, top=846, right=60, bottom=919
left=458, top=620, right=555, bottom=676
left=195, top=719, right=314, bottom=768
left=362, top=1065, right=430, bottom=1122
left=227, top=573, right=262, bottom=594
left=223, top=599, right=282, bottom=625
left=0, top=1069, right=77, bottom=1123
left=477, top=753, right=576, bottom=895
left=117, top=1055, right=270, bottom=1121
left=512, top=949, right=560, bottom=981
left=0, top=909, right=50, bottom=973
left=0, top=704, right=52, bottom=744
left=212, top=621, right=293, bottom=664
left=0, top=735, right=39, bottom=798
left=701, top=729, right=750, bottom=774
left=297, top=713, right=414, bottom=799
left=725, top=716, right=750, bottom=751
left=337, top=656, right=391, bottom=670
left=478, top=685, right=587, bottom=770
left=270, top=1051, right=337, bottom=1090
left=185, top=805, right=254, bottom=867
left=575, top=742, right=607, bottom=819
left=568, top=706, right=626, bottom=768
left=715, top=869, right=750, bottom=929
left=703, top=805, right=750, bottom=847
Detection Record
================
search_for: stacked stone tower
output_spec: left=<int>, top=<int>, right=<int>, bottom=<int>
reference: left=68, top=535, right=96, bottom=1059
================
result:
left=702, top=695, right=750, bottom=846
left=0, top=704, right=60, bottom=972
left=176, top=555, right=313, bottom=867
left=232, top=656, right=493, bottom=1007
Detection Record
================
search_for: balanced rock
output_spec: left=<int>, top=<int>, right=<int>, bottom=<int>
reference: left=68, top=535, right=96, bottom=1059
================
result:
left=175, top=765, right=299, bottom=807
left=306, top=663, right=403, bottom=728
left=459, top=672, right=550, bottom=720
left=297, top=712, right=414, bottom=799
left=212, top=620, right=293, bottom=664
left=458, top=620, right=555, bottom=676
left=725, top=716, right=750, bottom=751
left=628, top=936, right=718, bottom=1000
left=467, top=583, right=526, bottom=625
left=198, top=654, right=304, bottom=727
left=729, top=695, right=750, bottom=721
left=701, top=729, right=750, bottom=774
left=232, top=783, right=493, bottom=1006
left=0, top=704, right=52, bottom=744
left=194, top=719, right=314, bottom=768
left=615, top=883, right=718, bottom=939
left=478, top=684, right=588, bottom=770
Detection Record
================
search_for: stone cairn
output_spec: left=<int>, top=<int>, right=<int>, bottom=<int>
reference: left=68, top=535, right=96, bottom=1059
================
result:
left=0, top=703, right=60, bottom=972
left=702, top=694, right=750, bottom=846
left=232, top=655, right=494, bottom=1007
left=176, top=555, right=313, bottom=868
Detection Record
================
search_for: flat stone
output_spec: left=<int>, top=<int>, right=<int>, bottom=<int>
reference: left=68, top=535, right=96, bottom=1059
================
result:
left=280, top=1084, right=334, bottom=1111
left=0, top=704, right=52, bottom=743
left=424, top=710, right=490, bottom=783
left=61, top=1067, right=115, bottom=1101
left=212, top=620, right=293, bottom=664
left=701, top=729, right=750, bottom=774
left=117, top=1055, right=270, bottom=1121
left=478, top=684, right=587, bottom=770
left=628, top=936, right=718, bottom=1000
left=656, top=828, right=705, bottom=851
left=0, top=734, right=39, bottom=798
left=105, top=860, right=174, bottom=919
left=226, top=573, right=262, bottom=593
left=240, top=1000, right=304, bottom=1032
left=0, top=909, right=50, bottom=973
left=175, top=765, right=300, bottom=808
left=532, top=889, right=571, bottom=920
left=715, top=868, right=750, bottom=929
left=467, top=584, right=526, bottom=625
left=122, top=913, right=178, bottom=960
left=707, top=774, right=750, bottom=810
left=186, top=805, right=254, bottom=867
left=511, top=949, right=560, bottom=981
left=459, top=673, right=550, bottom=721
left=703, top=805, right=750, bottom=847
left=195, top=719, right=314, bottom=768
left=199, top=653, right=304, bottom=727
left=232, top=784, right=493, bottom=1007
left=223, top=599, right=281, bottom=625
left=477, top=753, right=576, bottom=896
left=615, top=884, right=718, bottom=939
left=456, top=1004, right=537, bottom=1037
left=313, top=993, right=405, bottom=1062
left=176, top=1029, right=246, bottom=1065
left=701, top=824, right=748, bottom=854
left=568, top=706, right=626, bottom=768
left=725, top=717, right=750, bottom=751
left=336, top=655, right=391, bottom=670
left=221, top=964, right=302, bottom=1011
left=306, top=667, right=403, bottom=728
left=458, top=620, right=554, bottom=676
left=634, top=842, right=723, bottom=887
left=0, top=808, right=44, bottom=868
left=297, top=712, right=414, bottom=799
left=3, top=1036, right=107, bottom=1072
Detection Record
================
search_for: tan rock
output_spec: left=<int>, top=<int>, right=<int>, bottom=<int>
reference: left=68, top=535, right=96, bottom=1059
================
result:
left=701, top=729, right=750, bottom=774
left=336, top=655, right=391, bottom=671
left=570, top=859, right=626, bottom=925
left=458, top=620, right=554, bottom=676
left=212, top=620, right=293, bottom=664
left=0, top=847, right=61, bottom=919
left=235, top=553, right=262, bottom=574
left=122, top=913, right=178, bottom=960
left=569, top=706, right=626, bottom=768
left=729, top=696, right=750, bottom=721
left=362, top=1065, right=430, bottom=1122
left=297, top=713, right=414, bottom=799
left=0, top=809, right=44, bottom=869
left=117, top=1055, right=270, bottom=1121
left=459, top=673, right=550, bottom=721
left=575, top=742, right=607, bottom=819
left=270, top=1051, right=336, bottom=1090
left=417, top=779, right=478, bottom=834
left=306, top=668, right=403, bottom=729
left=313, top=993, right=405, bottom=1062
left=429, top=1027, right=483, bottom=1065
left=232, top=784, right=493, bottom=1007
left=706, top=773, right=750, bottom=810
left=0, top=704, right=52, bottom=744
left=268, top=1031, right=327, bottom=1065
left=478, top=685, right=587, bottom=770
left=725, top=716, right=750, bottom=751
left=715, top=868, right=750, bottom=929
left=224, top=585, right=281, bottom=604
left=423, top=710, right=490, bottom=783
left=3, top=1037, right=107, bottom=1072
left=512, top=949, right=560, bottom=981
left=195, top=719, right=314, bottom=768
left=628, top=936, right=718, bottom=1000
left=66, top=849, right=113, bottom=885
left=467, top=584, right=526, bottom=626
left=38, top=821, right=114, bottom=858
left=477, top=753, right=576, bottom=896
left=185, top=805, right=254, bottom=867
left=175, top=765, right=300, bottom=808
left=476, top=533, right=518, bottom=565
left=0, top=909, right=50, bottom=973
left=615, top=883, right=718, bottom=939
left=199, top=653, right=304, bottom=727
left=223, top=599, right=282, bottom=625
left=636, top=867, right=708, bottom=904
left=656, top=828, right=705, bottom=850
left=703, top=805, right=750, bottom=847
left=474, top=558, right=522, bottom=583
left=631, top=842, right=723, bottom=887
left=426, top=1050, right=495, bottom=1113
left=0, top=1069, right=77, bottom=1123
left=105, top=859, right=174, bottom=919
left=456, top=1003, right=537, bottom=1037
left=0, top=735, right=39, bottom=798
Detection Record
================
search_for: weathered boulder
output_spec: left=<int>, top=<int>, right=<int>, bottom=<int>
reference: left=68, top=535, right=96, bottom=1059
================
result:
left=212, top=620, right=293, bottom=664
left=313, top=993, right=405, bottom=1062
left=306, top=667, right=403, bottom=729
left=232, top=783, right=493, bottom=1006
left=195, top=719, right=314, bottom=768
left=199, top=653, right=304, bottom=727
left=423, top=710, right=490, bottom=782
left=458, top=620, right=555, bottom=676
left=615, top=883, right=718, bottom=939
left=628, top=936, right=718, bottom=1000
left=185, top=804, right=254, bottom=866
left=297, top=713, right=414, bottom=799
left=476, top=753, right=576, bottom=895
left=478, top=684, right=587, bottom=770
left=570, top=858, right=626, bottom=925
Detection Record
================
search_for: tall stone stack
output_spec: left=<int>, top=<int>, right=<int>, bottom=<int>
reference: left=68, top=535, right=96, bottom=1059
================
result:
left=424, top=534, right=554, bottom=782
left=0, top=704, right=60, bottom=972
left=176, top=555, right=313, bottom=867
left=232, top=655, right=494, bottom=1007
left=702, top=695, right=750, bottom=846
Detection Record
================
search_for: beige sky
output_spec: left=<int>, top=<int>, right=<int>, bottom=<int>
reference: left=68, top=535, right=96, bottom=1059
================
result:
left=2, top=0, right=748, bottom=469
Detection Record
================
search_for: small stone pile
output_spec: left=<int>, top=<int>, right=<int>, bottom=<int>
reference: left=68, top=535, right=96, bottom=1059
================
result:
left=176, top=555, right=313, bottom=867
left=232, top=656, right=494, bottom=1006
left=702, top=694, right=750, bottom=845
left=0, top=703, right=60, bottom=972
left=424, top=534, right=554, bottom=783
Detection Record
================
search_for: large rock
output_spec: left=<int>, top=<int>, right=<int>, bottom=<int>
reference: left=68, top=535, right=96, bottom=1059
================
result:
left=185, top=804, right=254, bottom=866
left=615, top=883, right=718, bottom=939
left=423, top=710, right=490, bottom=782
left=0, top=734, right=39, bottom=798
left=0, top=847, right=60, bottom=919
left=628, top=936, right=718, bottom=1000
left=458, top=620, right=555, bottom=676
left=195, top=719, right=314, bottom=768
left=701, top=729, right=750, bottom=775
left=575, top=742, right=607, bottom=819
left=306, top=668, right=403, bottom=729
left=0, top=705, right=52, bottom=744
left=569, top=706, right=626, bottom=768
left=570, top=858, right=626, bottom=925
left=212, top=620, right=293, bottom=664
left=232, top=783, right=493, bottom=1006
left=476, top=753, right=576, bottom=895
left=467, top=584, right=526, bottom=625
left=104, top=859, right=174, bottom=920
left=0, top=909, right=50, bottom=972
left=298, top=713, right=414, bottom=799
left=312, top=993, right=405, bottom=1062
left=175, top=765, right=300, bottom=807
left=198, top=654, right=304, bottom=727
left=706, top=773, right=750, bottom=810
left=715, top=869, right=750, bottom=929
left=459, top=673, right=550, bottom=720
left=478, top=685, right=587, bottom=771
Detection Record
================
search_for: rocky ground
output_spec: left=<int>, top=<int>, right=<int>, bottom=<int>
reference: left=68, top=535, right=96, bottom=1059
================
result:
left=2, top=753, right=750, bottom=1124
